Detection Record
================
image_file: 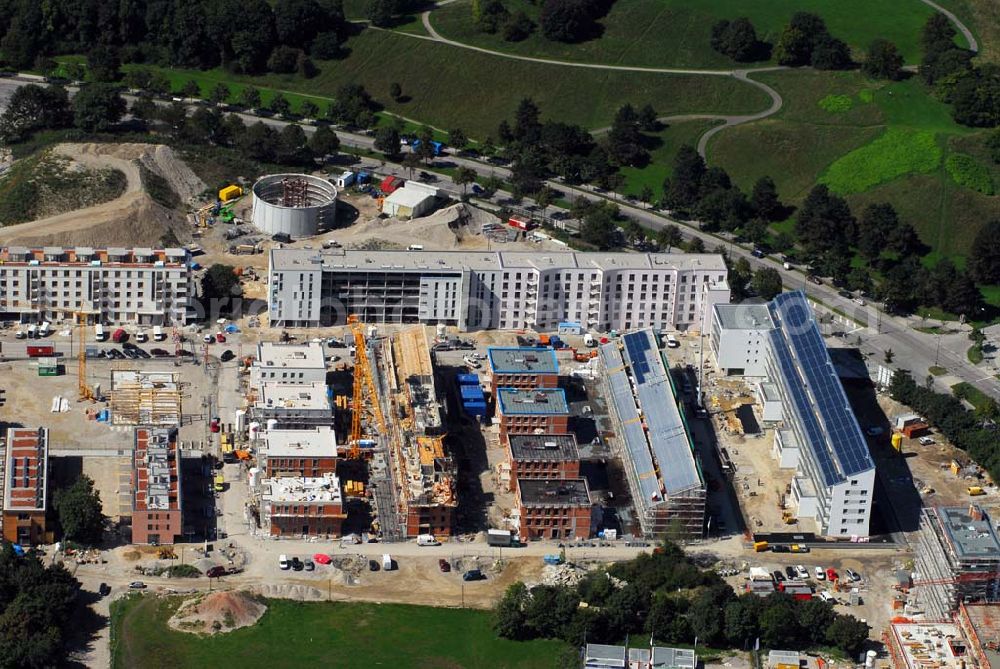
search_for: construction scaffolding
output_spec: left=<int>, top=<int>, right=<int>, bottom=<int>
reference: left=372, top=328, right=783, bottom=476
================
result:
left=110, top=370, right=182, bottom=427
left=914, top=506, right=1000, bottom=619
left=281, top=177, right=309, bottom=208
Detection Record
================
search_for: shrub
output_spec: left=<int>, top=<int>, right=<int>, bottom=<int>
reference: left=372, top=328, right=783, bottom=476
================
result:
left=820, top=128, right=942, bottom=194
left=818, top=94, right=852, bottom=113
left=945, top=153, right=995, bottom=195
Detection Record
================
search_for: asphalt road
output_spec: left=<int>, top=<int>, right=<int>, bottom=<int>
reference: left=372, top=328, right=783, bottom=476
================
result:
left=2, top=75, right=997, bottom=402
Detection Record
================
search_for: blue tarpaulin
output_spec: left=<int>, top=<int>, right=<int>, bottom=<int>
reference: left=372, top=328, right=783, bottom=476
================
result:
left=225, top=324, right=240, bottom=333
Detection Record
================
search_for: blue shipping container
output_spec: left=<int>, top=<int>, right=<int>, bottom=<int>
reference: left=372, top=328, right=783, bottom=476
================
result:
left=460, top=385, right=485, bottom=399
left=457, top=373, right=479, bottom=385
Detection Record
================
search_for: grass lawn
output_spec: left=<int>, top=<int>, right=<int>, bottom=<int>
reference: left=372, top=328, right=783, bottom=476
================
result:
left=429, top=0, right=949, bottom=69
left=952, top=382, right=995, bottom=410
left=122, top=29, right=769, bottom=138
left=969, top=345, right=985, bottom=364
left=932, top=0, right=999, bottom=64
left=112, top=595, right=569, bottom=669
left=707, top=69, right=998, bottom=264
left=619, top=119, right=724, bottom=196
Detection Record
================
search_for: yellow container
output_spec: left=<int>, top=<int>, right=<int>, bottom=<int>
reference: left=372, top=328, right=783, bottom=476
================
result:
left=891, top=432, right=903, bottom=451
left=753, top=540, right=769, bottom=552
left=968, top=486, right=985, bottom=496
left=219, top=185, right=242, bottom=202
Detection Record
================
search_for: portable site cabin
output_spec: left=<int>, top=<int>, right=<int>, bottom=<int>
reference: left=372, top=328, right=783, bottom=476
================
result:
left=382, top=182, right=439, bottom=219
left=219, top=185, right=242, bottom=202
left=335, top=171, right=355, bottom=188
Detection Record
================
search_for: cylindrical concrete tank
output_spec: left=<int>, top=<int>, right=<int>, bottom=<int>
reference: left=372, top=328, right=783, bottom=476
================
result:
left=251, top=173, right=337, bottom=238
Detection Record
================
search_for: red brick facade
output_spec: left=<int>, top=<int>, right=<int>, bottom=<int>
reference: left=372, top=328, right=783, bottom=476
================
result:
left=499, top=414, right=570, bottom=441
left=131, top=428, right=183, bottom=546
left=265, top=456, right=337, bottom=479
left=490, top=371, right=558, bottom=396
left=509, top=458, right=580, bottom=490
left=516, top=478, right=593, bottom=540
left=268, top=502, right=345, bottom=537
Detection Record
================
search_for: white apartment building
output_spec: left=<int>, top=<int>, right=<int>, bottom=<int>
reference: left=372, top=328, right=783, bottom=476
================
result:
left=0, top=246, right=193, bottom=325
left=268, top=249, right=730, bottom=332
left=711, top=292, right=876, bottom=537
left=250, top=342, right=327, bottom=387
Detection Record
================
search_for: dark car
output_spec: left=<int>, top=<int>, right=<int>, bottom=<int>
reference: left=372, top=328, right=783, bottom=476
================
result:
left=220, top=350, right=235, bottom=362
left=751, top=248, right=766, bottom=258
left=455, top=341, right=475, bottom=350
left=462, top=569, right=485, bottom=582
left=136, top=348, right=151, bottom=359
left=771, top=544, right=790, bottom=553
left=98, top=583, right=111, bottom=597
left=128, top=581, right=146, bottom=589
left=206, top=566, right=227, bottom=578
left=808, top=275, right=823, bottom=285
left=177, top=349, right=194, bottom=357
left=304, top=560, right=315, bottom=572
left=773, top=570, right=785, bottom=583
left=838, top=290, right=852, bottom=299
left=785, top=566, right=796, bottom=579
left=291, top=557, right=304, bottom=571
left=439, top=559, right=451, bottom=573
left=369, top=559, right=380, bottom=572
left=150, top=348, right=170, bottom=357
left=272, top=232, right=292, bottom=244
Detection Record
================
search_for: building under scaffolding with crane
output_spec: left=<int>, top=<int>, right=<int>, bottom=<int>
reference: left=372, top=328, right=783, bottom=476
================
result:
left=913, top=506, right=1000, bottom=619
left=110, top=370, right=182, bottom=427
left=600, top=328, right=705, bottom=539
left=363, top=324, right=455, bottom=537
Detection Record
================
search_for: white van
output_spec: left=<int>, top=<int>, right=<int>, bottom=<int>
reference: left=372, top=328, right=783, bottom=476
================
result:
left=26, top=324, right=37, bottom=339
left=38, top=321, right=51, bottom=337
left=95, top=324, right=107, bottom=341
left=136, top=330, right=148, bottom=343
left=417, top=534, right=439, bottom=546
left=382, top=553, right=393, bottom=571
left=583, top=333, right=596, bottom=347
left=666, top=334, right=679, bottom=348
left=407, top=244, right=424, bottom=251
left=153, top=325, right=165, bottom=341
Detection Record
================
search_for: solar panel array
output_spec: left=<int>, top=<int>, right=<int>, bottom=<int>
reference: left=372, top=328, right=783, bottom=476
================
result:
left=768, top=292, right=874, bottom=486
left=599, top=342, right=661, bottom=505
left=622, top=330, right=702, bottom=495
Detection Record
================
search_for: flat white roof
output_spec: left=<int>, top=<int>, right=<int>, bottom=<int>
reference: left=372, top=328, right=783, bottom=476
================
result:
left=258, top=383, right=330, bottom=410
left=270, top=249, right=728, bottom=274
left=263, top=426, right=337, bottom=458
left=256, top=342, right=325, bottom=370
left=263, top=473, right=342, bottom=504
left=385, top=186, right=436, bottom=208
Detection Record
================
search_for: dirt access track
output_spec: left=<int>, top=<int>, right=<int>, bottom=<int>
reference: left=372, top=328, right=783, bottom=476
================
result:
left=0, top=143, right=204, bottom=248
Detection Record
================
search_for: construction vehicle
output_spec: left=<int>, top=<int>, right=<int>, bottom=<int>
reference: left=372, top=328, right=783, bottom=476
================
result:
left=753, top=540, right=769, bottom=552
left=74, top=311, right=95, bottom=401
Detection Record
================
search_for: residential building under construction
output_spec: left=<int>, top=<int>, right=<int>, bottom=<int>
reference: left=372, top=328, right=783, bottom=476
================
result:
left=914, top=505, right=1000, bottom=619
left=374, top=325, right=456, bottom=537
left=110, top=370, right=182, bottom=427
left=2, top=427, right=51, bottom=545
left=600, top=328, right=705, bottom=539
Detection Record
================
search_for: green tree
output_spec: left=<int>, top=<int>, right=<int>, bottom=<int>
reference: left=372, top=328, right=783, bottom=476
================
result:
left=374, top=126, right=401, bottom=157
left=86, top=45, right=122, bottom=82
left=367, top=0, right=395, bottom=27
left=267, top=45, right=300, bottom=73
left=72, top=84, right=127, bottom=132
left=750, top=175, right=782, bottom=220
left=724, top=596, right=761, bottom=647
left=0, top=84, right=72, bottom=144
left=129, top=97, right=157, bottom=125
left=310, top=125, right=340, bottom=157
left=662, top=144, right=706, bottom=210
left=269, top=92, right=292, bottom=116
left=864, top=39, right=904, bottom=80
left=239, top=86, right=262, bottom=110
left=969, top=220, right=1000, bottom=284
left=454, top=166, right=477, bottom=195
left=449, top=128, right=468, bottom=151
left=986, top=129, right=1000, bottom=164
left=752, top=267, right=783, bottom=300
left=857, top=202, right=899, bottom=259
left=180, top=79, right=201, bottom=99
left=687, top=237, right=705, bottom=253
left=760, top=600, right=802, bottom=648
left=201, top=264, right=242, bottom=317
left=503, top=12, right=535, bottom=42
left=147, top=72, right=171, bottom=97
left=811, top=35, right=852, bottom=70
left=124, top=69, right=152, bottom=91
left=278, top=123, right=312, bottom=164
left=580, top=202, right=618, bottom=249
left=390, top=82, right=402, bottom=101
left=825, top=616, right=870, bottom=656
left=299, top=100, right=320, bottom=119
left=774, top=26, right=811, bottom=66
left=710, top=17, right=764, bottom=62
left=639, top=185, right=654, bottom=206
left=54, top=475, right=105, bottom=544
left=238, top=122, right=278, bottom=162
left=416, top=126, right=436, bottom=164
left=494, top=582, right=529, bottom=639
left=210, top=83, right=231, bottom=106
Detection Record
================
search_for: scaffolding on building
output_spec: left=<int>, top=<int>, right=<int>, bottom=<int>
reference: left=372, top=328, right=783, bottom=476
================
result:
left=110, top=370, right=182, bottom=427
left=280, top=177, right=309, bottom=208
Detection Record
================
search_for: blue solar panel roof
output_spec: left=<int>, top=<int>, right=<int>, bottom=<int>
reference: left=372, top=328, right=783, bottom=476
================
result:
left=767, top=292, right=874, bottom=486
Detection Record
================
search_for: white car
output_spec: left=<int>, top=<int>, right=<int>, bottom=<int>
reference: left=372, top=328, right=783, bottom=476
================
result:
left=279, top=554, right=290, bottom=570
left=463, top=356, right=481, bottom=369
left=794, top=565, right=809, bottom=579
left=814, top=566, right=826, bottom=580
left=918, top=436, right=935, bottom=446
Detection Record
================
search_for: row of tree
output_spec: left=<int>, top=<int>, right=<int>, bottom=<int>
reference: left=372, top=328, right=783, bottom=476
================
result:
left=538, top=0, right=615, bottom=43
left=662, top=145, right=785, bottom=235
left=710, top=13, right=851, bottom=70
left=919, top=14, right=1000, bottom=128
left=474, top=0, right=536, bottom=42
left=0, top=0, right=352, bottom=75
left=494, top=542, right=870, bottom=656
left=890, top=370, right=1000, bottom=481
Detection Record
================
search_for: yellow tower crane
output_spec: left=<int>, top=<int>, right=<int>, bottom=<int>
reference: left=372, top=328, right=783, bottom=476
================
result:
left=74, top=311, right=94, bottom=401
left=347, top=314, right=387, bottom=459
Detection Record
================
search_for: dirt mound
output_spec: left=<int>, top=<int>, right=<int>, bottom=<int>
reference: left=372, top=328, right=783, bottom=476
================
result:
left=252, top=583, right=327, bottom=600
left=168, top=591, right=267, bottom=636
left=344, top=203, right=497, bottom=251
left=0, top=142, right=202, bottom=248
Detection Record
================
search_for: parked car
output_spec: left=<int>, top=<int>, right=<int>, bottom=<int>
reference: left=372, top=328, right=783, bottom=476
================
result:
left=220, top=350, right=235, bottom=362
left=808, top=275, right=823, bottom=285
left=279, top=554, right=290, bottom=570
left=150, top=348, right=170, bottom=357
left=369, top=559, right=380, bottom=571
left=304, top=560, right=315, bottom=572
left=291, top=557, right=304, bottom=571
left=785, top=566, right=797, bottom=579
left=773, top=570, right=785, bottom=583
left=215, top=333, right=226, bottom=343
left=129, top=581, right=147, bottom=589
left=826, top=567, right=838, bottom=581
left=814, top=566, right=826, bottom=580
left=751, top=248, right=766, bottom=259
left=462, top=569, right=485, bottom=582
left=98, top=583, right=111, bottom=597
left=919, top=436, right=935, bottom=445
left=207, top=566, right=227, bottom=578
left=845, top=568, right=861, bottom=582
left=439, top=559, right=451, bottom=573
left=795, top=565, right=809, bottom=579
left=771, top=544, right=790, bottom=553
left=203, top=334, right=214, bottom=343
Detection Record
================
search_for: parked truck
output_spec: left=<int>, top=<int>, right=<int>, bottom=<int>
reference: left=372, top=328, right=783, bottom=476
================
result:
left=487, top=529, right=513, bottom=547
left=417, top=534, right=439, bottom=546
left=95, top=324, right=107, bottom=341
left=382, top=553, right=393, bottom=571
left=26, top=345, right=54, bottom=357
left=153, top=326, right=165, bottom=341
